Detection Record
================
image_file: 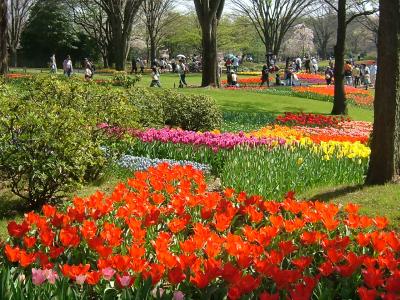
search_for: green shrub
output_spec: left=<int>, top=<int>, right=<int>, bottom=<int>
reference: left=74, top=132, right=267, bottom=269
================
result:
left=112, top=71, right=141, bottom=88
left=0, top=92, right=98, bottom=209
left=0, top=76, right=142, bottom=207
left=126, top=88, right=222, bottom=131
left=162, top=90, right=222, bottom=131
left=127, top=88, right=165, bottom=128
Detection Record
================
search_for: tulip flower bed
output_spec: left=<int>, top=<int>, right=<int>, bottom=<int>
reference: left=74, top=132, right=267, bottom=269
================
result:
left=275, top=112, right=350, bottom=128
left=292, top=86, right=374, bottom=108
left=295, top=73, right=326, bottom=85
left=2, top=164, right=399, bottom=299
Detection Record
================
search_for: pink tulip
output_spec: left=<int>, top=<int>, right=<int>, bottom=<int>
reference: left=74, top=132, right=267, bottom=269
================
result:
left=75, top=275, right=86, bottom=285
left=44, top=269, right=59, bottom=284
left=173, top=291, right=185, bottom=300
left=102, top=267, right=116, bottom=281
left=32, top=268, right=46, bottom=286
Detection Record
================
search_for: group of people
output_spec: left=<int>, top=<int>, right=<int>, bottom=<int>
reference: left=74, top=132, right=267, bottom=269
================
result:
left=49, top=54, right=95, bottom=81
left=290, top=56, right=319, bottom=74
left=149, top=58, right=189, bottom=88
left=344, top=61, right=377, bottom=90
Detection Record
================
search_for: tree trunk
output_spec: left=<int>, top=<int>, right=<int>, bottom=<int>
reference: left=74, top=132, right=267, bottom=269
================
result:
left=102, top=54, right=109, bottom=68
left=331, top=0, right=347, bottom=115
left=114, top=34, right=127, bottom=71
left=366, top=0, right=400, bottom=184
left=10, top=47, right=17, bottom=68
left=0, top=0, right=8, bottom=75
left=200, top=18, right=218, bottom=87
left=150, top=35, right=157, bottom=65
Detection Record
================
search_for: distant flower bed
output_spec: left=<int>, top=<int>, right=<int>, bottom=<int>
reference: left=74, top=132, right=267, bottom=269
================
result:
left=275, top=112, right=350, bottom=128
left=5, top=73, right=32, bottom=79
left=118, top=155, right=211, bottom=172
left=292, top=86, right=374, bottom=107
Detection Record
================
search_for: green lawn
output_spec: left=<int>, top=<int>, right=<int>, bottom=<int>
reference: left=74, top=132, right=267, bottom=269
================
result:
left=9, top=69, right=374, bottom=122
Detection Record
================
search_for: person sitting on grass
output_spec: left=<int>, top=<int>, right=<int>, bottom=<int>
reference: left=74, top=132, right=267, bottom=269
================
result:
left=150, top=66, right=161, bottom=87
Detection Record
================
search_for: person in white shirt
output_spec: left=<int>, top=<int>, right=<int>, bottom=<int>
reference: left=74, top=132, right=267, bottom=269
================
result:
left=63, top=55, right=73, bottom=77
left=150, top=66, right=161, bottom=87
left=231, top=71, right=238, bottom=87
left=370, top=63, right=377, bottom=87
left=177, top=60, right=188, bottom=88
left=50, top=54, right=57, bottom=73
left=295, top=57, right=302, bottom=71
left=311, top=57, right=318, bottom=74
left=363, top=64, right=371, bottom=90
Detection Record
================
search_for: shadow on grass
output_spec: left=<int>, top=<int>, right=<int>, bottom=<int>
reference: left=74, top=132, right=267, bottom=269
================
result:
left=0, top=190, right=27, bottom=219
left=308, top=184, right=365, bottom=202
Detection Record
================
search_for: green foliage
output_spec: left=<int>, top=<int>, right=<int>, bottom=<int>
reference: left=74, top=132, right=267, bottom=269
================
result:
left=112, top=72, right=141, bottom=88
left=0, top=76, right=140, bottom=208
left=221, top=146, right=368, bottom=199
left=127, top=88, right=222, bottom=131
left=0, top=88, right=97, bottom=209
left=221, top=111, right=276, bottom=132
left=20, top=0, right=102, bottom=68
left=127, top=88, right=165, bottom=128
left=156, top=89, right=222, bottom=131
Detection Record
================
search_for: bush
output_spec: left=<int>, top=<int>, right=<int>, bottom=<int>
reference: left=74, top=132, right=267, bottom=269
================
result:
left=112, top=71, right=141, bottom=88
left=0, top=76, right=141, bottom=207
left=127, top=88, right=165, bottom=128
left=0, top=93, right=97, bottom=209
left=127, top=88, right=222, bottom=131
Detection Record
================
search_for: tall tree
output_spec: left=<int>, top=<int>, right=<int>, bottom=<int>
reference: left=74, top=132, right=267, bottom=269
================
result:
left=308, top=6, right=336, bottom=59
left=94, top=0, right=144, bottom=70
left=366, top=0, right=400, bottom=184
left=20, top=0, right=77, bottom=67
left=323, top=0, right=378, bottom=115
left=232, top=0, right=314, bottom=56
left=0, top=0, right=8, bottom=74
left=8, top=0, right=37, bottom=67
left=193, top=0, right=225, bottom=87
left=142, top=0, right=175, bottom=64
left=67, top=0, right=112, bottom=67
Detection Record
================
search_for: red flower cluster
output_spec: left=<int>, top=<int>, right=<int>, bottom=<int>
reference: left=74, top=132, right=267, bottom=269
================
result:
left=275, top=112, right=351, bottom=128
left=3, top=164, right=399, bottom=299
left=5, top=73, right=31, bottom=79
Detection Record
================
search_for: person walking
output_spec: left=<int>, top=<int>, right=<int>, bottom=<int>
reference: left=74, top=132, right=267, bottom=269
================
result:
left=352, top=65, right=361, bottom=88
left=150, top=66, right=161, bottom=87
left=295, top=57, right=302, bottom=72
left=304, top=57, right=311, bottom=73
left=370, top=62, right=377, bottom=87
left=63, top=55, right=73, bottom=77
left=139, top=58, right=145, bottom=74
left=363, top=64, right=371, bottom=90
left=177, top=59, right=188, bottom=88
left=260, top=65, right=270, bottom=87
left=325, top=67, right=333, bottom=85
left=285, top=67, right=293, bottom=86
left=344, top=61, right=353, bottom=85
left=225, top=58, right=232, bottom=73
left=232, top=56, right=239, bottom=73
left=311, top=57, right=318, bottom=74
left=131, top=57, right=138, bottom=74
left=50, top=54, right=57, bottom=73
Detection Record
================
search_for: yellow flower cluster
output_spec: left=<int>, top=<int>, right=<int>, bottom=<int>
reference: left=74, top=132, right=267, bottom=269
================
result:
left=299, top=138, right=371, bottom=160
left=247, top=125, right=303, bottom=142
